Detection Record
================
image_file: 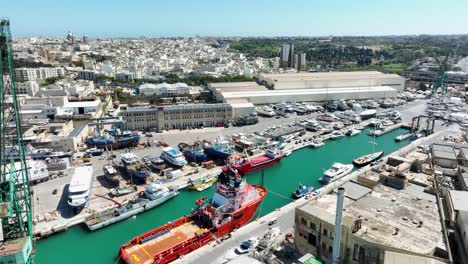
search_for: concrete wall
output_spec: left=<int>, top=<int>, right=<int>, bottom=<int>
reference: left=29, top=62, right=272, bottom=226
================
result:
left=222, top=87, right=398, bottom=105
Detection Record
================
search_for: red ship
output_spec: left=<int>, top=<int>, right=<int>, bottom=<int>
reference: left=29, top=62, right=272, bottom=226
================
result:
left=230, top=149, right=283, bottom=175
left=119, top=166, right=267, bottom=264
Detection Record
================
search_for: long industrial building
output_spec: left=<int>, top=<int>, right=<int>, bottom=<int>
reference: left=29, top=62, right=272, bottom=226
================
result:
left=118, top=102, right=254, bottom=132
left=208, top=71, right=405, bottom=105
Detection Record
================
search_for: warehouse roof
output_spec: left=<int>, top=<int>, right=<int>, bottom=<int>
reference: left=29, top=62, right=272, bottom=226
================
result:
left=208, top=82, right=269, bottom=93
left=448, top=190, right=468, bottom=212
left=431, top=144, right=456, bottom=160
left=259, top=71, right=402, bottom=82
left=336, top=181, right=372, bottom=201
left=299, top=183, right=443, bottom=255
left=220, top=86, right=396, bottom=99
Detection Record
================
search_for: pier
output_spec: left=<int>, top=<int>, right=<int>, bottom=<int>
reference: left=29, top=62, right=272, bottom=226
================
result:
left=395, top=133, right=412, bottom=142
left=367, top=123, right=403, bottom=137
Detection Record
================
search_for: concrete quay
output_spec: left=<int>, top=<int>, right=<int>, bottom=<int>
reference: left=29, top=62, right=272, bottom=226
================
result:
left=173, top=125, right=459, bottom=264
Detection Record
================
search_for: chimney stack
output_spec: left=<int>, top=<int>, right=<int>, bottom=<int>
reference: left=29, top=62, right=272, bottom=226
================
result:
left=332, top=187, right=345, bottom=264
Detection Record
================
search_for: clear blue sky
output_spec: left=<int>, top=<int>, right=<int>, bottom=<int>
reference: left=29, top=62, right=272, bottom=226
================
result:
left=4, top=0, right=468, bottom=38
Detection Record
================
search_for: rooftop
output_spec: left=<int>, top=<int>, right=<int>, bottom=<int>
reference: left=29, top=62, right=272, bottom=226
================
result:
left=448, top=190, right=468, bottom=212
left=208, top=82, right=268, bottom=93
left=299, top=183, right=443, bottom=255
left=431, top=144, right=457, bottom=160
left=259, top=71, right=402, bottom=82
left=220, top=86, right=397, bottom=99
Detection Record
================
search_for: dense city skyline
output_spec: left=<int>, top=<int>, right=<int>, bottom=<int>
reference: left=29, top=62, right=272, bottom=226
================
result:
left=4, top=0, right=468, bottom=37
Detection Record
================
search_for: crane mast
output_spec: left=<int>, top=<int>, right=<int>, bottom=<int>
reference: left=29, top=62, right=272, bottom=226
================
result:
left=0, top=19, right=34, bottom=264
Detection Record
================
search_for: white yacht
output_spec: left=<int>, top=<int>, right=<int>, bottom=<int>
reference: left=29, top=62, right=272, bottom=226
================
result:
left=345, top=127, right=361, bottom=136
left=319, top=163, right=353, bottom=185
left=335, top=110, right=361, bottom=123
left=309, top=140, right=325, bottom=148
left=68, top=166, right=93, bottom=208
left=160, top=147, right=187, bottom=167
left=256, top=106, right=276, bottom=117
left=329, top=131, right=345, bottom=140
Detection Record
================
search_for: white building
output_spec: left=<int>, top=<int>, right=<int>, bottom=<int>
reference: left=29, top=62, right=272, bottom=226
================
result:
left=139, top=82, right=200, bottom=97
left=258, top=71, right=405, bottom=92
left=15, top=67, right=65, bottom=81
left=8, top=81, right=39, bottom=96
left=208, top=71, right=405, bottom=105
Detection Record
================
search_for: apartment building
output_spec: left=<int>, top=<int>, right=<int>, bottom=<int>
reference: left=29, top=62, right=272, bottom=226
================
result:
left=6, top=80, right=39, bottom=96
left=15, top=67, right=65, bottom=81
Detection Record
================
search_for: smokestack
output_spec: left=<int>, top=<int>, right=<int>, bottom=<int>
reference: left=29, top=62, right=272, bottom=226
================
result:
left=332, top=187, right=345, bottom=264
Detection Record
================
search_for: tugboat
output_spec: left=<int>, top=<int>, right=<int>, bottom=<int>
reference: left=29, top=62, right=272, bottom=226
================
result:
left=230, top=149, right=283, bottom=175
left=203, top=137, right=235, bottom=160
left=292, top=184, right=314, bottom=199
left=119, top=166, right=267, bottom=264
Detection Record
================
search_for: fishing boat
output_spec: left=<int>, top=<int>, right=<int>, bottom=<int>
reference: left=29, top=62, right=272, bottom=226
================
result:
left=85, top=183, right=179, bottom=231
left=292, top=184, right=314, bottom=199
left=103, top=164, right=119, bottom=183
left=148, top=156, right=166, bottom=171
left=119, top=166, right=266, bottom=264
left=181, top=142, right=209, bottom=162
left=120, top=153, right=151, bottom=179
left=329, top=131, right=345, bottom=140
left=67, top=166, right=93, bottom=209
left=160, top=147, right=187, bottom=167
left=85, top=128, right=141, bottom=149
left=230, top=149, right=283, bottom=175
left=353, top=151, right=384, bottom=167
left=319, top=163, right=353, bottom=185
left=196, top=182, right=214, bottom=192
left=203, top=138, right=235, bottom=159
left=188, top=176, right=217, bottom=190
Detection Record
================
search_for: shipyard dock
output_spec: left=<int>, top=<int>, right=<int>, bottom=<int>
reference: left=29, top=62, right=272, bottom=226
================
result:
left=32, top=100, right=427, bottom=238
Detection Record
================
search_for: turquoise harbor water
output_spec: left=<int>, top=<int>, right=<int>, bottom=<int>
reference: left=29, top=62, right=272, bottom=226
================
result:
left=36, top=128, right=411, bottom=264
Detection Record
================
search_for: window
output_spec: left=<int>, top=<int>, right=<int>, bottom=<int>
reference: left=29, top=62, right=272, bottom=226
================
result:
left=307, top=233, right=316, bottom=246
left=301, top=217, right=307, bottom=226
left=353, top=244, right=359, bottom=261
left=323, top=228, right=328, bottom=237
left=309, top=222, right=316, bottom=231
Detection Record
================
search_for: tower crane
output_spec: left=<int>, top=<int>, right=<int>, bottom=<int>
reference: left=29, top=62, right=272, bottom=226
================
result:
left=0, top=19, right=34, bottom=263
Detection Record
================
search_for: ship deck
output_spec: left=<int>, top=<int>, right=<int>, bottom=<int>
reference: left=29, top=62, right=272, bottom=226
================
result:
left=124, top=222, right=202, bottom=263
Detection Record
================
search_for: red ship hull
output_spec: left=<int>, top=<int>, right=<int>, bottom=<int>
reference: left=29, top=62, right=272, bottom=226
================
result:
left=233, top=155, right=283, bottom=175
left=119, top=185, right=266, bottom=264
